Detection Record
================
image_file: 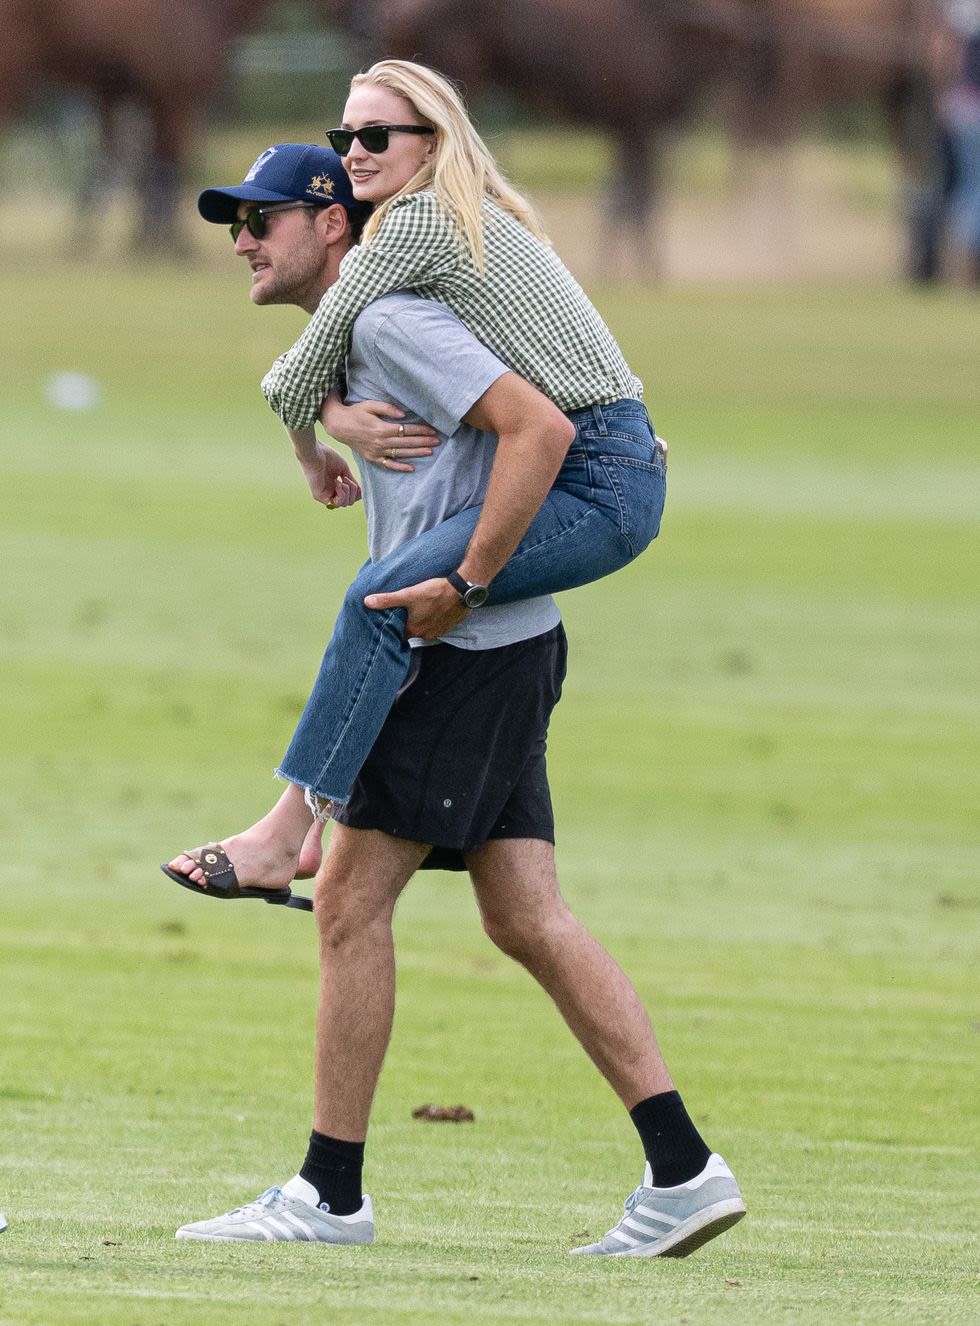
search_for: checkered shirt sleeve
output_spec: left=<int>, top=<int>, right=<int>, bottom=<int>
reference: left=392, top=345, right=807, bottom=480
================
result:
left=260, top=191, right=643, bottom=430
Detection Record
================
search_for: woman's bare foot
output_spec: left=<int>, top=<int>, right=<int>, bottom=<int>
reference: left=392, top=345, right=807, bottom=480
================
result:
left=295, top=819, right=325, bottom=879
left=167, top=784, right=325, bottom=892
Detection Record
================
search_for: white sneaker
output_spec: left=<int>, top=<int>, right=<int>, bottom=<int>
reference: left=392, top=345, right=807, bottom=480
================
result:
left=176, top=1176, right=374, bottom=1244
left=571, top=1153, right=745, bottom=1257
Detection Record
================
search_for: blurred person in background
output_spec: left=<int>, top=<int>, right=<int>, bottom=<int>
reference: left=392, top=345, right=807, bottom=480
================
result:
left=933, top=0, right=980, bottom=281
left=167, top=143, right=745, bottom=1256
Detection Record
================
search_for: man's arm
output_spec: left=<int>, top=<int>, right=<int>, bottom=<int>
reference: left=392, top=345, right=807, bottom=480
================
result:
left=457, top=373, right=575, bottom=582
left=287, top=426, right=362, bottom=509
left=261, top=193, right=458, bottom=429
left=364, top=372, right=574, bottom=638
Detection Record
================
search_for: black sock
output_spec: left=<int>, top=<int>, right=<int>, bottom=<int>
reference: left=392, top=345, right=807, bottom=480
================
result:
left=629, top=1090, right=712, bottom=1188
left=298, top=1130, right=365, bottom=1215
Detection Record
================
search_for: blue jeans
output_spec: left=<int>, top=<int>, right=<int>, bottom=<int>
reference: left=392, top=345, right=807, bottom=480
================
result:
left=948, top=112, right=980, bottom=252
left=277, top=399, right=666, bottom=803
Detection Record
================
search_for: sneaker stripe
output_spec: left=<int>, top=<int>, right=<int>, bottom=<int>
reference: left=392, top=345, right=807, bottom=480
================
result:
left=630, top=1205, right=681, bottom=1229
left=280, top=1211, right=317, bottom=1240
left=608, top=1229, right=644, bottom=1247
left=264, top=1215, right=298, bottom=1240
left=620, top=1216, right=655, bottom=1236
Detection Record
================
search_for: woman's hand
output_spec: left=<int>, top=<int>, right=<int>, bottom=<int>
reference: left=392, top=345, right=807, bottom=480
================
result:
left=320, top=390, right=439, bottom=472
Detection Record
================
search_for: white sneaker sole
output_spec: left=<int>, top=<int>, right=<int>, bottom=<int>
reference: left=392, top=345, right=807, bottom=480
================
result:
left=175, top=1226, right=373, bottom=1244
left=620, top=1198, right=746, bottom=1258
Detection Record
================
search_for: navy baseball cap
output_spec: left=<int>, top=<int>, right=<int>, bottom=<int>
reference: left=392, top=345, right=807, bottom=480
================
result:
left=198, top=143, right=359, bottom=223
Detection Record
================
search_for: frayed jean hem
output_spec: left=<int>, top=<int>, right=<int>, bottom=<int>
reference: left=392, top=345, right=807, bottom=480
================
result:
left=273, top=768, right=348, bottom=823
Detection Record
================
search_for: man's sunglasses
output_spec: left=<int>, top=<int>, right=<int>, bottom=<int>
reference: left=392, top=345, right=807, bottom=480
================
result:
left=326, top=125, right=434, bottom=155
left=230, top=201, right=317, bottom=242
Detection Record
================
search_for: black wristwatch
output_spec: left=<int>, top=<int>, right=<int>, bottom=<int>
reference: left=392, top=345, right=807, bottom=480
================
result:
left=446, top=569, right=489, bottom=608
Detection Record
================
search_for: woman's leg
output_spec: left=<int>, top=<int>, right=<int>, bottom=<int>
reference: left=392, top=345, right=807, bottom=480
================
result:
left=165, top=780, right=327, bottom=892
left=278, top=403, right=665, bottom=807
left=166, top=405, right=665, bottom=889
left=276, top=507, right=482, bottom=804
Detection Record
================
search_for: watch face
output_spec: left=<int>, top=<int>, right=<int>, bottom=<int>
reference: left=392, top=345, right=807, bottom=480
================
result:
left=463, top=584, right=489, bottom=608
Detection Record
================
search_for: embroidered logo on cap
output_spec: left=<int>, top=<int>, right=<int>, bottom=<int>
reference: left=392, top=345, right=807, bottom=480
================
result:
left=308, top=174, right=336, bottom=199
left=245, top=147, right=277, bottom=181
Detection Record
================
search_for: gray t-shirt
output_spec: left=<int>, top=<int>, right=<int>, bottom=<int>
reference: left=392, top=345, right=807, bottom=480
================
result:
left=345, top=292, right=561, bottom=650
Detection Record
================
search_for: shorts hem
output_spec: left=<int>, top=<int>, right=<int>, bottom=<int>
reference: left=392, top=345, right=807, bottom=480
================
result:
left=332, top=815, right=555, bottom=872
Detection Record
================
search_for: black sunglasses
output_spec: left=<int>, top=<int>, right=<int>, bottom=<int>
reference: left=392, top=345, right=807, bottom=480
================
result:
left=326, top=125, right=434, bottom=155
left=229, top=201, right=317, bottom=242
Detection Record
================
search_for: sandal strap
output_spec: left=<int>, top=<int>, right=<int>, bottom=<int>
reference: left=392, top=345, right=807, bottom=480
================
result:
left=192, top=844, right=236, bottom=886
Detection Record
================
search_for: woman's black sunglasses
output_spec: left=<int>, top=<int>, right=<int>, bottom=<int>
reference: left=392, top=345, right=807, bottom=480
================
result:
left=229, top=201, right=317, bottom=242
left=326, top=125, right=434, bottom=155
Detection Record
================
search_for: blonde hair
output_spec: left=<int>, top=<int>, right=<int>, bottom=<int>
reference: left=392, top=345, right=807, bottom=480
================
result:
left=351, top=59, right=549, bottom=270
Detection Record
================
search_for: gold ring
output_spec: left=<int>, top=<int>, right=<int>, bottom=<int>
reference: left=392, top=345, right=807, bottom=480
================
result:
left=397, top=423, right=405, bottom=438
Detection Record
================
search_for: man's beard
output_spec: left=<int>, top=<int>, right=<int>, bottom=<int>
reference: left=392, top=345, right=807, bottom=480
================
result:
left=251, top=227, right=321, bottom=307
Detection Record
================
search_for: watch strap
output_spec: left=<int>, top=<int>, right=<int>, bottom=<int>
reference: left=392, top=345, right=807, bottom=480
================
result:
left=446, top=569, right=488, bottom=607
left=446, top=569, right=472, bottom=601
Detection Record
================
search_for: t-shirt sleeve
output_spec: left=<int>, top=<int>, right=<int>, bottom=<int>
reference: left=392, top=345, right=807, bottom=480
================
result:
left=260, top=193, right=459, bottom=429
left=366, top=300, right=511, bottom=439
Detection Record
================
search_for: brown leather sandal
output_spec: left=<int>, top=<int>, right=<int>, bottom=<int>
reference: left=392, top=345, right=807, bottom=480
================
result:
left=160, top=845, right=313, bottom=910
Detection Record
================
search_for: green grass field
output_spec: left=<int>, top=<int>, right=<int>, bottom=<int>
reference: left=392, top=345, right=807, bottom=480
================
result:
left=0, top=252, right=977, bottom=1325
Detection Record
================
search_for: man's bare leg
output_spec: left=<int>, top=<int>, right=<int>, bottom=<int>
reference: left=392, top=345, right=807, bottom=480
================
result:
left=312, top=824, right=430, bottom=1138
left=464, top=835, right=746, bottom=1260
left=166, top=781, right=324, bottom=892
left=465, top=837, right=671, bottom=1107
left=173, top=823, right=429, bottom=1244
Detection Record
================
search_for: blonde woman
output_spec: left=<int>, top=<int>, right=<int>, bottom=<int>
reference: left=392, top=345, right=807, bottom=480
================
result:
left=172, top=61, right=666, bottom=890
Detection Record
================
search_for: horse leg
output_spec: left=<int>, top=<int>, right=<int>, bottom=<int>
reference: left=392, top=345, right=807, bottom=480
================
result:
left=134, top=97, right=196, bottom=255
left=605, top=129, right=664, bottom=281
left=73, top=92, right=126, bottom=251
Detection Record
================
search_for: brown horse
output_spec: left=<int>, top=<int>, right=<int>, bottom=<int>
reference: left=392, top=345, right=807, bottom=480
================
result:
left=730, top=0, right=943, bottom=276
left=2, top=0, right=944, bottom=271
left=353, top=0, right=750, bottom=270
left=728, top=1, right=937, bottom=149
left=0, top=0, right=276, bottom=250
left=347, top=0, right=942, bottom=276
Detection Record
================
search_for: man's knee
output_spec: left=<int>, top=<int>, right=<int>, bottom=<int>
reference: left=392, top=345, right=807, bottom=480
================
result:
left=312, top=863, right=391, bottom=952
left=479, top=893, right=574, bottom=964
left=313, top=870, right=360, bottom=950
left=313, top=827, right=426, bottom=951
left=480, top=909, right=530, bottom=961
left=468, top=839, right=566, bottom=960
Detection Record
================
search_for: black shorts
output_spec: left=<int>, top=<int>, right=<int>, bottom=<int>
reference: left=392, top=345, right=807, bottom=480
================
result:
left=333, top=624, right=567, bottom=870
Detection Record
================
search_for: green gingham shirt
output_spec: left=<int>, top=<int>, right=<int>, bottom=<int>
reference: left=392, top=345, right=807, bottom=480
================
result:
left=260, top=191, right=643, bottom=429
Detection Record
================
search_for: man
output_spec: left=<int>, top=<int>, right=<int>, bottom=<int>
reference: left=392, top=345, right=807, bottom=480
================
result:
left=174, top=145, right=745, bottom=1256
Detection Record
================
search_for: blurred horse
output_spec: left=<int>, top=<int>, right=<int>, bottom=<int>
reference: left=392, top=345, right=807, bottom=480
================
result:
left=734, top=0, right=943, bottom=277
left=0, top=0, right=274, bottom=251
left=2, top=0, right=944, bottom=272
left=357, top=0, right=749, bottom=272
left=349, top=0, right=943, bottom=277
